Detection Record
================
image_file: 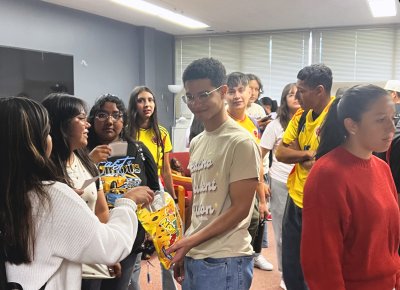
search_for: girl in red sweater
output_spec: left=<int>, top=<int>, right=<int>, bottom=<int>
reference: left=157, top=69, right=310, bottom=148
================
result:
left=301, top=84, right=400, bottom=290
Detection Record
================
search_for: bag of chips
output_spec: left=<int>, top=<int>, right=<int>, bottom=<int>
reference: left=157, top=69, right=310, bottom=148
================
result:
left=137, top=191, right=183, bottom=269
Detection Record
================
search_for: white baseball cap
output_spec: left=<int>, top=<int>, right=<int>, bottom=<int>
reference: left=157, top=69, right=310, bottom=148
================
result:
left=384, top=80, right=400, bottom=92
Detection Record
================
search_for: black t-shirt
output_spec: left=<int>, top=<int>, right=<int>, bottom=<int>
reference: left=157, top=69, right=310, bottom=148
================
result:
left=98, top=140, right=159, bottom=252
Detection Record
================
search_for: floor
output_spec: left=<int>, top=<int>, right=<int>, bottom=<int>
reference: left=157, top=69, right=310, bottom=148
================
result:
left=134, top=221, right=283, bottom=290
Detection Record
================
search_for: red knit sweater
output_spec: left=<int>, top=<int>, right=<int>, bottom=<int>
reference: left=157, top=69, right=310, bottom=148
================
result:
left=301, top=147, right=400, bottom=290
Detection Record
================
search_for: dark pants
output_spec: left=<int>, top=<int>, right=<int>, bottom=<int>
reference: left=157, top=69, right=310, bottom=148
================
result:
left=282, top=196, right=309, bottom=290
left=248, top=198, right=260, bottom=246
left=101, top=251, right=138, bottom=290
left=81, top=279, right=102, bottom=290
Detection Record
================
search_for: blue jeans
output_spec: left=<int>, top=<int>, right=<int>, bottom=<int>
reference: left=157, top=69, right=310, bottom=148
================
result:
left=182, top=256, right=253, bottom=290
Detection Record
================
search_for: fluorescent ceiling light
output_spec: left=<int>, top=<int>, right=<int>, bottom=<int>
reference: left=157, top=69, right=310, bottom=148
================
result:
left=367, top=0, right=397, bottom=17
left=111, top=0, right=209, bottom=29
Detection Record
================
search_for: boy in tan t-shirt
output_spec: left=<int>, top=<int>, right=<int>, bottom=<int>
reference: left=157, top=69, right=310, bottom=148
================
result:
left=167, top=58, right=261, bottom=290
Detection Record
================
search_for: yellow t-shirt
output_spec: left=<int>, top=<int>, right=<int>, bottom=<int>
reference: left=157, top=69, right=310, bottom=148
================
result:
left=231, top=114, right=260, bottom=143
left=137, top=126, right=172, bottom=174
left=230, top=114, right=271, bottom=172
left=282, top=97, right=335, bottom=208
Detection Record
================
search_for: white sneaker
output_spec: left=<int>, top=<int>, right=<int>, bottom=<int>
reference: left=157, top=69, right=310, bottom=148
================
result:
left=254, top=255, right=273, bottom=271
left=280, top=279, right=287, bottom=290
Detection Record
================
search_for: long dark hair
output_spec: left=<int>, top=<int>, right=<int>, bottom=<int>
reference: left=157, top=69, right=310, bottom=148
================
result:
left=87, top=94, right=128, bottom=149
left=0, top=97, right=59, bottom=264
left=277, top=83, right=297, bottom=130
left=317, top=84, right=389, bottom=159
left=42, top=93, right=98, bottom=186
left=127, top=86, right=164, bottom=164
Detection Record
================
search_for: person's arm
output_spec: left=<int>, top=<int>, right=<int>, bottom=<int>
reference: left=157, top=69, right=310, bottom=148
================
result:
left=260, top=147, right=272, bottom=200
left=49, top=184, right=153, bottom=266
left=184, top=194, right=193, bottom=231
left=274, top=109, right=315, bottom=164
left=167, top=177, right=258, bottom=263
left=301, top=165, right=348, bottom=290
left=261, top=147, right=270, bottom=159
left=89, top=145, right=112, bottom=164
left=162, top=152, right=177, bottom=199
left=257, top=165, right=268, bottom=220
left=275, top=140, right=315, bottom=164
left=95, top=188, right=109, bottom=223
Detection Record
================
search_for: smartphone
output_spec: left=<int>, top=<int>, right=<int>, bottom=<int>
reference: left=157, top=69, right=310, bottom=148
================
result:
left=109, top=141, right=128, bottom=157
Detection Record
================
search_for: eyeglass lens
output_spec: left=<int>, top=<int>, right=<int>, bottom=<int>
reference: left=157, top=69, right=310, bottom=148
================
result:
left=96, top=112, right=122, bottom=121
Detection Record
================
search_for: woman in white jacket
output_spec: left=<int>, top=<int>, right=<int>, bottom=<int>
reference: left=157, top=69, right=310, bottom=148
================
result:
left=0, top=97, right=153, bottom=290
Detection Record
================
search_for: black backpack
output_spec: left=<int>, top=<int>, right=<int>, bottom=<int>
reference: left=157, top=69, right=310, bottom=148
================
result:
left=297, top=110, right=308, bottom=135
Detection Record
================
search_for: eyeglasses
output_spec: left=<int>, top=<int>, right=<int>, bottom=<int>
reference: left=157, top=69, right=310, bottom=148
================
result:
left=95, top=111, right=123, bottom=122
left=182, top=86, right=222, bottom=104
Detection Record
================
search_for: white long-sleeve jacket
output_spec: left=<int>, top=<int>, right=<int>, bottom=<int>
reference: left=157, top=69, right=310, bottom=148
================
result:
left=6, top=181, right=138, bottom=290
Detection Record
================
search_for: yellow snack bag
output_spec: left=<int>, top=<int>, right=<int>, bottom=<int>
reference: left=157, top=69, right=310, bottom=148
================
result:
left=137, top=191, right=183, bottom=269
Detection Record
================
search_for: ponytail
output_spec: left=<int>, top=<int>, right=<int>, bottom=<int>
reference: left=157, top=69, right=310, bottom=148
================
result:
left=317, top=84, right=390, bottom=160
left=316, top=98, right=346, bottom=159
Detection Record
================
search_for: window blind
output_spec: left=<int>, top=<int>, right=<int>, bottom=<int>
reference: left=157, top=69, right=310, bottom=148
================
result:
left=175, top=25, right=400, bottom=103
left=314, top=27, right=396, bottom=82
left=176, top=30, right=310, bottom=100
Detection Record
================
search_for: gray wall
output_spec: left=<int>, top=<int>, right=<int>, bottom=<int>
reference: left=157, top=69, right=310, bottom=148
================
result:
left=138, top=27, right=175, bottom=128
left=0, top=0, right=175, bottom=129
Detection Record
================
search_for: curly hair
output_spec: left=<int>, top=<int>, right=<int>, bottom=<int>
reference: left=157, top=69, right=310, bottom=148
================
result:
left=182, top=57, right=226, bottom=88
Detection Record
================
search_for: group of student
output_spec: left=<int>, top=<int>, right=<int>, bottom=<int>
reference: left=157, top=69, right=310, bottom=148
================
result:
left=1, top=56, right=399, bottom=290
left=168, top=59, right=399, bottom=290
left=278, top=66, right=399, bottom=290
left=1, top=86, right=180, bottom=289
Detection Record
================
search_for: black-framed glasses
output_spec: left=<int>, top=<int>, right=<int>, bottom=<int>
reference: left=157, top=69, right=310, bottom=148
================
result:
left=182, top=86, right=222, bottom=104
left=95, top=111, right=123, bottom=122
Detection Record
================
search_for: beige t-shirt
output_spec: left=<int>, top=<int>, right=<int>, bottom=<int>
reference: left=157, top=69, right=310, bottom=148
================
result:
left=186, top=118, right=261, bottom=259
